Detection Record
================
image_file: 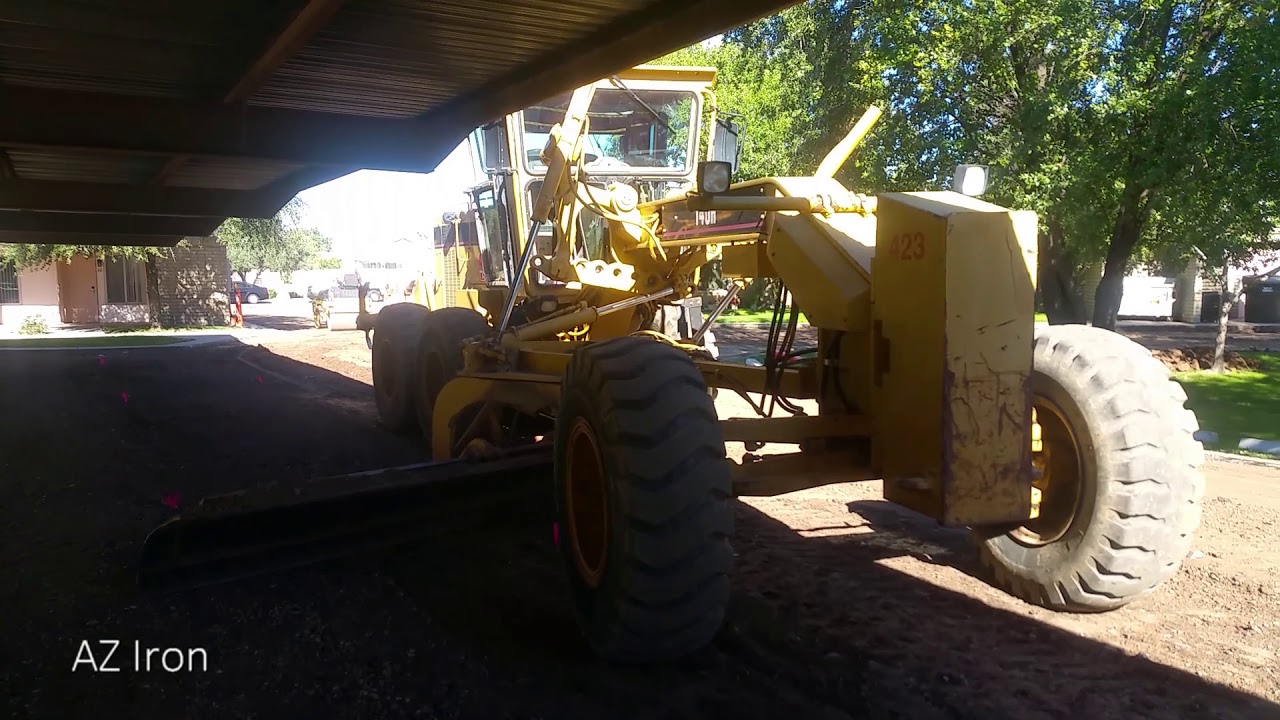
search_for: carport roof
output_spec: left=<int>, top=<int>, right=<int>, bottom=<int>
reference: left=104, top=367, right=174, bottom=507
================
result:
left=0, top=0, right=797, bottom=247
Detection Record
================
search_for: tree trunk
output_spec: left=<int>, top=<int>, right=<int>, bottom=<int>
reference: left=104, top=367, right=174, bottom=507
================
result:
left=145, top=255, right=163, bottom=328
left=1211, top=263, right=1243, bottom=373
left=1038, top=217, right=1086, bottom=324
left=1091, top=182, right=1152, bottom=330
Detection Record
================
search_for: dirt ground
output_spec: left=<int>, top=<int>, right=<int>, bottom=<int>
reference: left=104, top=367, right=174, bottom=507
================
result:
left=1, top=317, right=1276, bottom=719
left=245, top=324, right=1280, bottom=716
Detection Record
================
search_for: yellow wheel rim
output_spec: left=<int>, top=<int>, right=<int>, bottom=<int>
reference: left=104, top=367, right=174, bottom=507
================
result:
left=565, top=417, right=609, bottom=587
left=1012, top=395, right=1085, bottom=546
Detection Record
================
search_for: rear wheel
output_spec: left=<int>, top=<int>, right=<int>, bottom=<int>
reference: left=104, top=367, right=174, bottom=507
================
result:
left=414, top=307, right=491, bottom=454
left=371, top=303, right=431, bottom=431
left=246, top=293, right=260, bottom=304
left=974, top=324, right=1204, bottom=611
left=554, top=336, right=733, bottom=662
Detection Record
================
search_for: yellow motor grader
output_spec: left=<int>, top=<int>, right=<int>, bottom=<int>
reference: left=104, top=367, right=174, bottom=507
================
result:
left=141, top=65, right=1204, bottom=664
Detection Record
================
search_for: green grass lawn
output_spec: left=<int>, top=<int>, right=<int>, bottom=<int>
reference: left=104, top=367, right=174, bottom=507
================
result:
left=0, top=335, right=192, bottom=348
left=716, top=309, right=809, bottom=324
left=1176, top=352, right=1280, bottom=452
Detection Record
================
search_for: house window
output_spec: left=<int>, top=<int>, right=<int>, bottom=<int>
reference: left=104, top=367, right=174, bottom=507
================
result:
left=105, top=258, right=145, bottom=304
left=0, top=262, right=18, bottom=304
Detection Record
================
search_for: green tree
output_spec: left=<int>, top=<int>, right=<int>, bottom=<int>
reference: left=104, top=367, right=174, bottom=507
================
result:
left=0, top=243, right=175, bottom=271
left=217, top=196, right=335, bottom=282
left=679, top=0, right=1280, bottom=329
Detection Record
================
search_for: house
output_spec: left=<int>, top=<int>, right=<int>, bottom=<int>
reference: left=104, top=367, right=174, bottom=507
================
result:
left=1075, top=250, right=1280, bottom=324
left=0, top=237, right=232, bottom=330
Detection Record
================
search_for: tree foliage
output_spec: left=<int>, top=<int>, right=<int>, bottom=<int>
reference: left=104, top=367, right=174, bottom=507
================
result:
left=661, top=0, right=1280, bottom=326
left=216, top=196, right=336, bottom=283
left=0, top=242, right=177, bottom=272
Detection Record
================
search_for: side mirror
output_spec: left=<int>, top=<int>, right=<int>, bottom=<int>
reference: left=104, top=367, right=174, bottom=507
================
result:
left=712, top=118, right=742, bottom=175
left=953, top=164, right=990, bottom=196
left=474, top=121, right=509, bottom=172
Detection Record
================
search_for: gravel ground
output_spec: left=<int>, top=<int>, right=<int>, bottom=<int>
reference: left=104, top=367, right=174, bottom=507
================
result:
left=2, top=316, right=1277, bottom=719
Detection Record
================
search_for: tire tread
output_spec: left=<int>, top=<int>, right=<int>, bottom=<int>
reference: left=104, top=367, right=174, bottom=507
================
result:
left=979, top=324, right=1205, bottom=612
left=557, top=336, right=732, bottom=662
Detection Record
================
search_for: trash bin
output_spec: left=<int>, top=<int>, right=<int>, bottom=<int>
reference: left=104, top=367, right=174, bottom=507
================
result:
left=1243, top=277, right=1280, bottom=323
left=1199, top=291, right=1222, bottom=323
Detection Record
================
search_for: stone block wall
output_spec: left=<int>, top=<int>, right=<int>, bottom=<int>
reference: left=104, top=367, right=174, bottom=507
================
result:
left=152, top=237, right=231, bottom=327
left=1078, top=262, right=1104, bottom=323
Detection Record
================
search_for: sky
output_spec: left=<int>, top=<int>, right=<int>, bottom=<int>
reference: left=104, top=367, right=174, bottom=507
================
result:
left=294, top=137, right=480, bottom=263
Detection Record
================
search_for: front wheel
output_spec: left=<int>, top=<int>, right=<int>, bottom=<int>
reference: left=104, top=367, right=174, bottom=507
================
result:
left=974, top=324, right=1205, bottom=612
left=554, top=336, right=733, bottom=663
left=371, top=303, right=430, bottom=431
left=414, top=308, right=491, bottom=454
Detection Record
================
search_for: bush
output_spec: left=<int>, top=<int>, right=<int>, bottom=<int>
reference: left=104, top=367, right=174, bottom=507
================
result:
left=268, top=288, right=278, bottom=299
left=18, top=315, right=49, bottom=335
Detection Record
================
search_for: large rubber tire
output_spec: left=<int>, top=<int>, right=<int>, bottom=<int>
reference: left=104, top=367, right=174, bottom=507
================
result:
left=371, top=303, right=431, bottom=432
left=975, top=324, right=1205, bottom=612
left=414, top=307, right=491, bottom=454
left=554, top=336, right=734, bottom=662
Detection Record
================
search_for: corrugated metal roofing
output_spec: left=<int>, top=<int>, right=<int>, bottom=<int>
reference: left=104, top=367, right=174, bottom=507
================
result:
left=0, top=0, right=301, bottom=99
left=5, top=149, right=158, bottom=185
left=251, top=0, right=638, bottom=117
left=164, top=158, right=307, bottom=191
left=0, top=0, right=799, bottom=245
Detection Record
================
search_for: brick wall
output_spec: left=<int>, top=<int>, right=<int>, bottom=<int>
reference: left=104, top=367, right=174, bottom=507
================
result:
left=152, top=237, right=231, bottom=327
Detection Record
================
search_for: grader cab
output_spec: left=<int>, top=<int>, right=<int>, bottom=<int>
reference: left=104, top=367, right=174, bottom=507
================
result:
left=141, top=66, right=1205, bottom=664
left=406, top=65, right=733, bottom=358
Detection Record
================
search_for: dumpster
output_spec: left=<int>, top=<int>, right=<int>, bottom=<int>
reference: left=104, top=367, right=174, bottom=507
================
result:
left=1243, top=276, right=1280, bottom=323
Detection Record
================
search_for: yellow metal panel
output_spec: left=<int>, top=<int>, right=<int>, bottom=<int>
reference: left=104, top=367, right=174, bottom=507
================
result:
left=871, top=191, right=1038, bottom=527
left=766, top=213, right=873, bottom=331
left=431, top=374, right=560, bottom=461
left=457, top=288, right=482, bottom=314
left=618, top=65, right=717, bottom=86
left=720, top=243, right=776, bottom=278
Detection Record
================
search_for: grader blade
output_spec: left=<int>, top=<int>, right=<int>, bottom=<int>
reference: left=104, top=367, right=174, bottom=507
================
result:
left=138, top=447, right=554, bottom=593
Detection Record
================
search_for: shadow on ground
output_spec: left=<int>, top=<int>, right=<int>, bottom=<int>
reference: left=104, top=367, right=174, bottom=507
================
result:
left=0, top=343, right=1272, bottom=719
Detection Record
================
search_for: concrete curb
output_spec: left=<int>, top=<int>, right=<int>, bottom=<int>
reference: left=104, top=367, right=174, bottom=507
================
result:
left=1205, top=449, right=1280, bottom=469
left=1238, top=437, right=1280, bottom=456
left=0, top=334, right=241, bottom=352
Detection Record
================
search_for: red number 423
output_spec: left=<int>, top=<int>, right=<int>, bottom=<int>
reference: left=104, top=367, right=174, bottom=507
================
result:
left=888, top=232, right=926, bottom=261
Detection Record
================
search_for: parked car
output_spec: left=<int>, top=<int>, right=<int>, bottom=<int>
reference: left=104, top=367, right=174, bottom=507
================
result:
left=229, top=279, right=270, bottom=304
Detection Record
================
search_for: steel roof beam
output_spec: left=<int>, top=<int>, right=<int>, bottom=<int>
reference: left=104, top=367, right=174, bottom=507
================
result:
left=0, top=85, right=458, bottom=173
left=0, top=179, right=286, bottom=217
left=154, top=0, right=349, bottom=184
left=0, top=211, right=223, bottom=237
left=433, top=0, right=802, bottom=131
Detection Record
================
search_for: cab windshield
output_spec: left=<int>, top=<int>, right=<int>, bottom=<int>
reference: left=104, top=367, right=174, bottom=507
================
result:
left=522, top=87, right=696, bottom=174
